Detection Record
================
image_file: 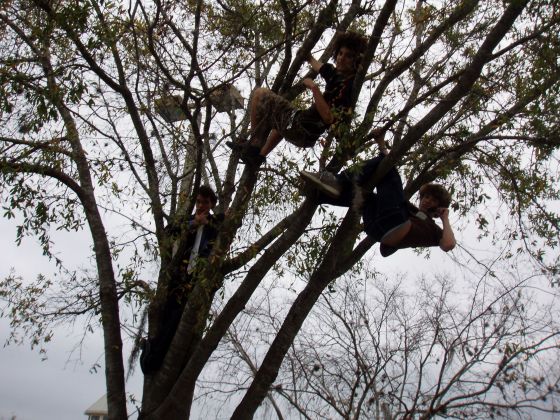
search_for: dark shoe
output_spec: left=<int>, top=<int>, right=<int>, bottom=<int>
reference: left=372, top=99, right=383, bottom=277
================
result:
left=300, top=170, right=341, bottom=198
left=226, top=140, right=244, bottom=152
left=227, top=141, right=265, bottom=167
left=242, top=149, right=265, bottom=167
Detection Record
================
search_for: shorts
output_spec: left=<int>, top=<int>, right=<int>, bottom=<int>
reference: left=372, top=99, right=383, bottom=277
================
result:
left=253, top=90, right=326, bottom=148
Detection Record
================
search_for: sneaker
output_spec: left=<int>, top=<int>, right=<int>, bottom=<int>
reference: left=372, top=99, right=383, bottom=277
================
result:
left=300, top=170, right=341, bottom=198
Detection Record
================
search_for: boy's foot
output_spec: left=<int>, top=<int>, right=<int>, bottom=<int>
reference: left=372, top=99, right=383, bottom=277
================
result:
left=300, top=170, right=341, bottom=198
left=226, top=139, right=244, bottom=150
left=226, top=141, right=265, bottom=167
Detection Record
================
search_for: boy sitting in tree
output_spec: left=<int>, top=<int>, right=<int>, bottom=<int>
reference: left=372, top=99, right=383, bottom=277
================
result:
left=228, top=31, right=368, bottom=167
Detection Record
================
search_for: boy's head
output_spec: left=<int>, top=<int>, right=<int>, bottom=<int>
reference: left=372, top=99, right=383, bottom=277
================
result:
left=195, top=185, right=217, bottom=215
left=418, top=183, right=452, bottom=214
left=332, top=31, right=368, bottom=73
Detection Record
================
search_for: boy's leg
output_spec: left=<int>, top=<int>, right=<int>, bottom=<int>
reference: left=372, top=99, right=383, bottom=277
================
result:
left=228, top=88, right=295, bottom=166
left=140, top=282, right=187, bottom=374
left=349, top=154, right=405, bottom=212
left=351, top=155, right=384, bottom=186
left=260, top=129, right=283, bottom=156
left=302, top=155, right=401, bottom=210
left=359, top=158, right=408, bottom=240
left=249, top=88, right=273, bottom=149
left=301, top=156, right=384, bottom=207
left=372, top=166, right=406, bottom=214
left=300, top=170, right=355, bottom=207
left=249, top=88, right=264, bottom=141
left=250, top=88, right=294, bottom=150
left=364, top=130, right=406, bottom=214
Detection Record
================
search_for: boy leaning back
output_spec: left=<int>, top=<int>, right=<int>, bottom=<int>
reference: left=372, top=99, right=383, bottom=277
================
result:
left=301, top=130, right=456, bottom=257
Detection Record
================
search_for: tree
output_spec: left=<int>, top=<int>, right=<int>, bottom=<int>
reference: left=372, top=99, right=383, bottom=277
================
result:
left=0, top=0, right=559, bottom=419
left=212, top=266, right=560, bottom=418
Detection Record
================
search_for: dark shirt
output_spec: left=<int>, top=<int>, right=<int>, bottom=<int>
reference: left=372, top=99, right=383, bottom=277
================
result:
left=319, top=63, right=354, bottom=116
left=298, top=63, right=355, bottom=139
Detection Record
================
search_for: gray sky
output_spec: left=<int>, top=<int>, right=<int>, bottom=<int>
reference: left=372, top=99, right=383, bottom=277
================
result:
left=0, top=205, right=456, bottom=420
left=1, top=191, right=556, bottom=419
left=0, top=216, right=143, bottom=420
left=1, top=320, right=106, bottom=420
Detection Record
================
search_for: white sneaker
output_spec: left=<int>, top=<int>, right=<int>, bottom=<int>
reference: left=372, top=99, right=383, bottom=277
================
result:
left=300, top=171, right=341, bottom=198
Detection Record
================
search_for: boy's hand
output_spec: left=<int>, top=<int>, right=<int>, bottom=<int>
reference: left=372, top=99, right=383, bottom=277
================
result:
left=307, top=56, right=323, bottom=72
left=194, top=212, right=209, bottom=226
left=303, top=78, right=317, bottom=90
left=433, top=208, right=449, bottom=220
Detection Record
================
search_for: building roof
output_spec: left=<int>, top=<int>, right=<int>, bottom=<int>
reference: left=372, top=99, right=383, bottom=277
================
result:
left=84, top=394, right=108, bottom=415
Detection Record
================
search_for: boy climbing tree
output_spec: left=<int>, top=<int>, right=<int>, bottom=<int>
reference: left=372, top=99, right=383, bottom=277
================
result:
left=301, top=130, right=456, bottom=256
left=228, top=31, right=368, bottom=167
left=140, top=186, right=224, bottom=374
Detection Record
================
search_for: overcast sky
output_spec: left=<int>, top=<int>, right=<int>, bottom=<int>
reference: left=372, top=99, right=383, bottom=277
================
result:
left=0, top=205, right=462, bottom=420
left=2, top=193, right=552, bottom=419
left=0, top=216, right=143, bottom=420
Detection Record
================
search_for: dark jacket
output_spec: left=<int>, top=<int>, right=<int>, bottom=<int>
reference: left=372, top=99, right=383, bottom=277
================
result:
left=183, top=212, right=224, bottom=259
left=166, top=212, right=225, bottom=277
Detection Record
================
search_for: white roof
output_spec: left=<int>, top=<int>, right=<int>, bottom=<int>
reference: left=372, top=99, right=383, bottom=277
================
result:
left=84, top=394, right=108, bottom=415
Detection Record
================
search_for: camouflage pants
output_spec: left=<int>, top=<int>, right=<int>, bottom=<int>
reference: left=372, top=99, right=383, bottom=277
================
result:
left=252, top=89, right=323, bottom=148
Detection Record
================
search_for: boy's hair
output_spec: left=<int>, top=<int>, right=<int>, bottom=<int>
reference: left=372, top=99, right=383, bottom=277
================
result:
left=419, top=183, right=452, bottom=208
left=197, top=185, right=217, bottom=206
left=332, top=31, right=368, bottom=68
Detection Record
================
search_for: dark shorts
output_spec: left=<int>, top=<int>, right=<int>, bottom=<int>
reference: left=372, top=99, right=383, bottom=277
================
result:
left=254, top=90, right=326, bottom=148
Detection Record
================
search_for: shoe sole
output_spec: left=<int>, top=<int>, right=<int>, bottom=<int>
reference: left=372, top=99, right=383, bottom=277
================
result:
left=300, top=171, right=340, bottom=198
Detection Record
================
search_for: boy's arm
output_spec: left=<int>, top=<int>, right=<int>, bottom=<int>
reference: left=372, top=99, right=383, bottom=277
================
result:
left=307, top=54, right=323, bottom=73
left=438, top=208, right=456, bottom=251
left=305, top=54, right=336, bottom=125
left=303, top=78, right=334, bottom=125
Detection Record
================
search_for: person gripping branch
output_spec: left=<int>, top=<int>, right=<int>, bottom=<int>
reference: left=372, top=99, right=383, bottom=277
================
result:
left=300, top=130, right=456, bottom=256
left=227, top=31, right=368, bottom=167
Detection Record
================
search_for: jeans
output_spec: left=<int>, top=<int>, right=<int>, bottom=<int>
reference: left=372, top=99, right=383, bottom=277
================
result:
left=318, top=155, right=409, bottom=241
